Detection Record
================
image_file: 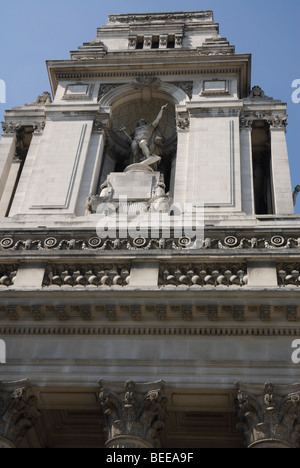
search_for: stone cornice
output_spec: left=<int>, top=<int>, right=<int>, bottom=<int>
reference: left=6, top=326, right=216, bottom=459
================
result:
left=107, top=11, right=214, bottom=24
left=47, top=54, right=251, bottom=98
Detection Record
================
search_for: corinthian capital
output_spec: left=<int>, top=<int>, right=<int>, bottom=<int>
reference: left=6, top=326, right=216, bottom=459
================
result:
left=98, top=379, right=167, bottom=448
left=235, top=381, right=300, bottom=448
left=0, top=380, right=40, bottom=448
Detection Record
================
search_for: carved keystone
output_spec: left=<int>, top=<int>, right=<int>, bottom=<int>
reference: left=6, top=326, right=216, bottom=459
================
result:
left=98, top=379, right=167, bottom=448
left=235, top=381, right=300, bottom=448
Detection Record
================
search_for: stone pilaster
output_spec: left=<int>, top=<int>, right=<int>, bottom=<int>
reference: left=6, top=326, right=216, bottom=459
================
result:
left=98, top=380, right=167, bottom=448
left=235, top=381, right=300, bottom=448
left=0, top=380, right=40, bottom=448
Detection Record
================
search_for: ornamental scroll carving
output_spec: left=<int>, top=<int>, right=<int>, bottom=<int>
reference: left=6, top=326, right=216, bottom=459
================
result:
left=235, top=382, right=300, bottom=448
left=1, top=235, right=300, bottom=252
left=98, top=380, right=167, bottom=448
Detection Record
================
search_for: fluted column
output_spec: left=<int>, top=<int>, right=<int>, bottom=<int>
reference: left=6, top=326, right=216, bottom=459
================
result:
left=235, top=382, right=300, bottom=448
left=98, top=380, right=167, bottom=448
left=0, top=380, right=40, bottom=448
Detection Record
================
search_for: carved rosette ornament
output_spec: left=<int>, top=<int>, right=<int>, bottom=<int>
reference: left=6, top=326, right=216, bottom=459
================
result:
left=0, top=380, right=40, bottom=448
left=98, top=380, right=167, bottom=448
left=235, top=382, right=300, bottom=448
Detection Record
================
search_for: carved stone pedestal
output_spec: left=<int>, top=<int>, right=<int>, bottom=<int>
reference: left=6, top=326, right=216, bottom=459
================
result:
left=98, top=380, right=167, bottom=449
left=235, top=382, right=300, bottom=448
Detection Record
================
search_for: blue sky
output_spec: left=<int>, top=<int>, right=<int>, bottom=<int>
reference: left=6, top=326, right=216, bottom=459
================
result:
left=0, top=0, right=299, bottom=213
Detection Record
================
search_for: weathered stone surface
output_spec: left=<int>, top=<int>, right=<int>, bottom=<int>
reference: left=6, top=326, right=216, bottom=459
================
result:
left=235, top=382, right=300, bottom=448
left=98, top=380, right=167, bottom=448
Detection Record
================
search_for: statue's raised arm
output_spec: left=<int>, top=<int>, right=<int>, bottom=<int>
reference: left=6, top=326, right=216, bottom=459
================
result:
left=151, top=104, right=168, bottom=128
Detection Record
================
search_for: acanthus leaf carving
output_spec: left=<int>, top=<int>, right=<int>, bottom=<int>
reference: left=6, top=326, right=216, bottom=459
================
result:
left=235, top=382, right=300, bottom=448
left=98, top=380, right=167, bottom=448
left=0, top=380, right=40, bottom=446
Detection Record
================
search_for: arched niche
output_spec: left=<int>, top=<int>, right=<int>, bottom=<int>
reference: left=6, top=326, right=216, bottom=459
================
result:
left=97, top=82, right=187, bottom=195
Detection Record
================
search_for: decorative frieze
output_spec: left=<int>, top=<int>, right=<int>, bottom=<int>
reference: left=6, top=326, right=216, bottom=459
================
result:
left=98, top=380, right=167, bottom=448
left=0, top=380, right=40, bottom=448
left=2, top=234, right=300, bottom=252
left=235, top=382, right=300, bottom=448
left=1, top=304, right=296, bottom=326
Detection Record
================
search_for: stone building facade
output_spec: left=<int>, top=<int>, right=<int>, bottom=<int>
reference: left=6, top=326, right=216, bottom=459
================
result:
left=0, top=11, right=300, bottom=448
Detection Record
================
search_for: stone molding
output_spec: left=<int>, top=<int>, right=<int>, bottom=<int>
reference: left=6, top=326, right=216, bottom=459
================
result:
left=98, top=379, right=167, bottom=448
left=108, top=12, right=214, bottom=23
left=0, top=380, right=40, bottom=447
left=235, top=382, right=300, bottom=448
left=0, top=325, right=300, bottom=337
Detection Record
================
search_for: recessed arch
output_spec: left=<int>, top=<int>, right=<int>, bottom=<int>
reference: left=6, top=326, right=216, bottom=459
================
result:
left=97, top=81, right=183, bottom=196
left=99, top=81, right=188, bottom=109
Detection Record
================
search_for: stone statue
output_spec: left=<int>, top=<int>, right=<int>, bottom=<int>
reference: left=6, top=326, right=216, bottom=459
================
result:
left=130, top=104, right=168, bottom=164
left=293, top=185, right=300, bottom=206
